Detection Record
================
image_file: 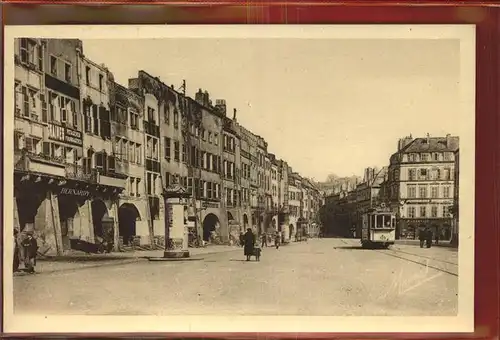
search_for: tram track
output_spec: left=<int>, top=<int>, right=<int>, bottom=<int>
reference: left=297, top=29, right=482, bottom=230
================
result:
left=338, top=239, right=458, bottom=277
left=374, top=249, right=458, bottom=277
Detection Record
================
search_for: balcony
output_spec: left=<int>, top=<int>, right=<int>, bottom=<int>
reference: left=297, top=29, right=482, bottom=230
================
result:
left=15, top=151, right=67, bottom=177
left=96, top=169, right=127, bottom=188
left=65, top=163, right=97, bottom=183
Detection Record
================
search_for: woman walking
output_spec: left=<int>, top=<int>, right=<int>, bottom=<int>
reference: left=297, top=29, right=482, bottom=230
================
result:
left=243, top=228, right=255, bottom=261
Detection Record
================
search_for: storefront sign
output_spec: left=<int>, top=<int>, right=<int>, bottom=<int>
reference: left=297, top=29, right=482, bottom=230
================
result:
left=60, top=187, right=90, bottom=197
left=48, top=124, right=83, bottom=146
left=202, top=202, right=219, bottom=209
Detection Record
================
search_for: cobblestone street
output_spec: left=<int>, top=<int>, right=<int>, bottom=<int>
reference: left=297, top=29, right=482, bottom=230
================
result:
left=13, top=238, right=458, bottom=316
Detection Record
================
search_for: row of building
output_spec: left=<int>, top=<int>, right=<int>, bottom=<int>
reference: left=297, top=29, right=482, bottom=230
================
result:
left=323, top=134, right=460, bottom=245
left=13, top=38, right=323, bottom=256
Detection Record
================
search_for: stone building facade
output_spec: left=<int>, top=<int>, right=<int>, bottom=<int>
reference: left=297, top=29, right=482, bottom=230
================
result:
left=12, top=39, right=324, bottom=253
left=387, top=135, right=459, bottom=240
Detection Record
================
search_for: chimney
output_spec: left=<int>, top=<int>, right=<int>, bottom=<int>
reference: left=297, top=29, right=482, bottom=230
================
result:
left=203, top=91, right=210, bottom=106
left=426, top=133, right=430, bottom=144
left=233, top=108, right=237, bottom=121
left=398, top=135, right=414, bottom=151
left=195, top=89, right=204, bottom=104
left=215, top=99, right=227, bottom=115
left=446, top=134, right=451, bottom=147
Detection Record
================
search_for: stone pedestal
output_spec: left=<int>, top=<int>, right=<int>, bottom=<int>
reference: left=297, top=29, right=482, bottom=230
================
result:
left=163, top=197, right=189, bottom=258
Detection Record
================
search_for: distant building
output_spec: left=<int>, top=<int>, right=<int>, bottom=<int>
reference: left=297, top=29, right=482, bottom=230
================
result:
left=386, top=134, right=459, bottom=240
left=353, top=167, right=388, bottom=237
left=452, top=148, right=459, bottom=246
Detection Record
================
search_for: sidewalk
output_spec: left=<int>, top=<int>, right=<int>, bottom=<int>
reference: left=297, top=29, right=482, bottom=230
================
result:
left=394, top=239, right=457, bottom=249
left=15, top=245, right=241, bottom=276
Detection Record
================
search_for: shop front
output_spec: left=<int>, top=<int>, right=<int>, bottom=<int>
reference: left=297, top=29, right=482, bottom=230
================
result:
left=397, top=218, right=454, bottom=241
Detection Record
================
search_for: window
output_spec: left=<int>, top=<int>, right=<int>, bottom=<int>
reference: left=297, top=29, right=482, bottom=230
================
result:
left=421, top=153, right=429, bottom=161
left=99, top=74, right=104, bottom=92
left=433, top=153, right=440, bottom=161
left=85, top=66, right=91, bottom=85
left=443, top=186, right=451, bottom=198
left=442, top=206, right=450, bottom=217
left=71, top=101, right=77, bottom=128
left=174, top=110, right=179, bottom=129
left=408, top=168, right=416, bottom=181
left=164, top=137, right=171, bottom=161
left=92, top=104, right=99, bottom=135
left=419, top=206, right=426, bottom=218
left=50, top=56, right=57, bottom=76
left=214, top=133, right=219, bottom=145
left=419, top=168, right=428, bottom=179
left=64, top=62, right=72, bottom=82
left=407, top=185, right=416, bottom=198
left=60, top=96, right=67, bottom=123
left=407, top=206, right=416, bottom=218
left=443, top=168, right=451, bottom=180
left=444, top=152, right=452, bottom=161
left=21, top=86, right=29, bottom=117
left=174, top=141, right=180, bottom=162
left=419, top=186, right=427, bottom=198
left=152, top=138, right=158, bottom=160
left=208, top=132, right=213, bottom=143
left=431, top=206, right=438, bottom=218
left=431, top=186, right=439, bottom=198
left=182, top=144, right=187, bottom=163
left=207, top=182, right=212, bottom=199
left=130, top=111, right=139, bottom=130
left=136, top=144, right=141, bottom=164
left=164, top=105, right=170, bottom=125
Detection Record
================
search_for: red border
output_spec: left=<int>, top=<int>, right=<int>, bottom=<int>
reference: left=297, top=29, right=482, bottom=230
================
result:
left=2, top=3, right=499, bottom=340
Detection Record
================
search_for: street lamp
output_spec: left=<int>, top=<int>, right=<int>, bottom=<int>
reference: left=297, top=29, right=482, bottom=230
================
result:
left=162, top=182, right=191, bottom=258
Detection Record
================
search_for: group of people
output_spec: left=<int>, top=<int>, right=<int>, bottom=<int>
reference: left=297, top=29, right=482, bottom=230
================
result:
left=13, top=230, right=39, bottom=274
left=239, top=228, right=281, bottom=261
left=418, top=227, right=438, bottom=248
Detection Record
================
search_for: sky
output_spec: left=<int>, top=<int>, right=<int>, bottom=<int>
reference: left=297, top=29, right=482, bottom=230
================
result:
left=82, top=38, right=461, bottom=181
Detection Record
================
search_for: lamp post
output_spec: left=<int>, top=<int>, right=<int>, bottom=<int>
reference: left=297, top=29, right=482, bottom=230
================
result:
left=163, top=182, right=191, bottom=258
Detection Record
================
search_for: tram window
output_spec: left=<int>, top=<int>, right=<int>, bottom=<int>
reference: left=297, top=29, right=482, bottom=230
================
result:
left=376, top=215, right=384, bottom=228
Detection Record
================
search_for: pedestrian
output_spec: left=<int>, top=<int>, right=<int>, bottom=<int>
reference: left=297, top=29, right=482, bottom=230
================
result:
left=418, top=228, right=426, bottom=248
left=425, top=228, right=432, bottom=248
left=261, top=233, right=268, bottom=248
left=275, top=232, right=280, bottom=249
left=13, top=229, right=20, bottom=272
left=435, top=233, right=439, bottom=245
left=21, top=232, right=38, bottom=273
left=243, top=228, right=255, bottom=261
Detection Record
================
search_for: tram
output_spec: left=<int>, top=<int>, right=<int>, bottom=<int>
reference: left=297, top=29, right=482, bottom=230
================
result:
left=360, top=205, right=396, bottom=249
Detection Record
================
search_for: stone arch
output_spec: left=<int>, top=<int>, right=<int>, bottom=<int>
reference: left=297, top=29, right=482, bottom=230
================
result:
left=118, top=203, right=141, bottom=246
left=202, top=213, right=220, bottom=242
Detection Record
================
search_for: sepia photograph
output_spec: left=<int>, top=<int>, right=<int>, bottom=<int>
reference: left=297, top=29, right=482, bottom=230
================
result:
left=3, top=25, right=475, bottom=334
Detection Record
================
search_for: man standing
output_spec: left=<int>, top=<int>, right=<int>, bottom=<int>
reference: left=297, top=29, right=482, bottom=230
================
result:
left=261, top=233, right=268, bottom=247
left=419, top=228, right=426, bottom=248
left=13, top=229, right=20, bottom=272
left=21, top=232, right=38, bottom=273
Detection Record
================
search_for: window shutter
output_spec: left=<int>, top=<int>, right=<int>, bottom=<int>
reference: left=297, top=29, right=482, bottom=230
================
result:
left=108, top=156, right=115, bottom=172
left=42, top=142, right=50, bottom=155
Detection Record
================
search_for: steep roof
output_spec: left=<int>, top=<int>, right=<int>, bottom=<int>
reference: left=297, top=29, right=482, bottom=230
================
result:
left=401, top=136, right=459, bottom=153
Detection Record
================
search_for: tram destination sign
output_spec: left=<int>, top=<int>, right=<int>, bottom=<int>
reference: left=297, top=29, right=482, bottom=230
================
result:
left=48, top=124, right=83, bottom=146
left=60, top=187, right=90, bottom=197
